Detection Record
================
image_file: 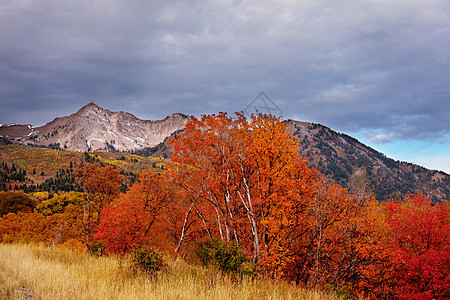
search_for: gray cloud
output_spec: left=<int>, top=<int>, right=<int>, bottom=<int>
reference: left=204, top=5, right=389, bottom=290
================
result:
left=0, top=0, right=449, bottom=145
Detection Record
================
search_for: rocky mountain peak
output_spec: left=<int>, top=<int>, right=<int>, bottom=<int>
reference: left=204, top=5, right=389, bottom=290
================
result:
left=79, top=102, right=100, bottom=110
left=0, top=104, right=189, bottom=152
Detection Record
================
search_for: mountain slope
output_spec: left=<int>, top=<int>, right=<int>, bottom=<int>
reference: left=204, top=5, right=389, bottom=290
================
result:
left=288, top=120, right=449, bottom=202
left=0, top=103, right=188, bottom=152
left=1, top=105, right=448, bottom=202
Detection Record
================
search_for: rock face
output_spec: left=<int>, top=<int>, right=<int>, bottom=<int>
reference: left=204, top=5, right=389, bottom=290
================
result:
left=0, top=103, right=188, bottom=152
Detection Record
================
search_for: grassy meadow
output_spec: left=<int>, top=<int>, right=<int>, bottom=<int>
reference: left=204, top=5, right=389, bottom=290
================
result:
left=0, top=243, right=337, bottom=300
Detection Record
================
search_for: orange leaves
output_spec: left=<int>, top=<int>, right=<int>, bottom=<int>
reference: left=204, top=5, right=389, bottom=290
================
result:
left=0, top=210, right=84, bottom=245
left=76, top=163, right=121, bottom=208
left=76, top=163, right=122, bottom=246
left=168, top=112, right=318, bottom=271
left=95, top=198, right=149, bottom=255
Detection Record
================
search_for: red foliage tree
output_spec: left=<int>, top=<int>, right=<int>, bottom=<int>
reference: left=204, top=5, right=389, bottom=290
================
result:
left=386, top=194, right=450, bottom=299
left=94, top=170, right=180, bottom=255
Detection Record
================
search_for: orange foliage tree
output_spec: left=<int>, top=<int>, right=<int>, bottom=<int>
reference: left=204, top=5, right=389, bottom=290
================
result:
left=0, top=209, right=84, bottom=246
left=0, top=191, right=86, bottom=246
left=350, top=198, right=398, bottom=299
left=167, top=112, right=421, bottom=296
left=168, top=113, right=319, bottom=273
left=0, top=212, right=44, bottom=243
left=284, top=181, right=386, bottom=294
left=76, top=163, right=122, bottom=246
left=94, top=170, right=181, bottom=255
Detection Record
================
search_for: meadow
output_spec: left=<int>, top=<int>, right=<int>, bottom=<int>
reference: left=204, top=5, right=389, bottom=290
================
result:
left=0, top=243, right=337, bottom=300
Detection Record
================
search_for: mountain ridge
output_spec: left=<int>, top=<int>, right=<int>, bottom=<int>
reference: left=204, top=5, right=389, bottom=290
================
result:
left=287, top=120, right=449, bottom=202
left=1, top=104, right=448, bottom=202
left=0, top=103, right=189, bottom=152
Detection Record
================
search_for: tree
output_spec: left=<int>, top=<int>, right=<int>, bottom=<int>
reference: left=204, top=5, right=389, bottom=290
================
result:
left=385, top=194, right=450, bottom=299
left=95, top=170, right=180, bottom=254
left=0, top=191, right=36, bottom=217
left=35, top=192, right=87, bottom=216
left=94, top=198, right=149, bottom=254
left=76, top=163, right=122, bottom=246
left=168, top=112, right=318, bottom=273
left=0, top=212, right=44, bottom=243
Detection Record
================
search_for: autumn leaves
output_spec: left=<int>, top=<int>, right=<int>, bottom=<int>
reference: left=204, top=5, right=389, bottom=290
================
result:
left=1, top=112, right=448, bottom=299
left=166, top=113, right=449, bottom=298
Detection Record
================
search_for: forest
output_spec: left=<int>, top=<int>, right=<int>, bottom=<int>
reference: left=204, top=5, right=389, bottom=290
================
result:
left=0, top=113, right=448, bottom=299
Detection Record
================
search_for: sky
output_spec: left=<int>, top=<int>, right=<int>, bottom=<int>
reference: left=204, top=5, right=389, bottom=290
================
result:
left=0, top=0, right=449, bottom=173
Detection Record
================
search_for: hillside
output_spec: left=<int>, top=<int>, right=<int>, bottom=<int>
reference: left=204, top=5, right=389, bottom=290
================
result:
left=0, top=140, right=167, bottom=193
left=288, top=120, right=450, bottom=202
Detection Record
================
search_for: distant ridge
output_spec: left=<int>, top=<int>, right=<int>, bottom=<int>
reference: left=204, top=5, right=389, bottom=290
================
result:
left=287, top=120, right=449, bottom=202
left=0, top=103, right=188, bottom=152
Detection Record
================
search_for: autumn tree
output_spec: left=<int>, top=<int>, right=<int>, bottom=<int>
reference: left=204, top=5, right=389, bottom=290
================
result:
left=95, top=169, right=180, bottom=254
left=353, top=198, right=398, bottom=299
left=168, top=112, right=318, bottom=273
left=0, top=191, right=36, bottom=216
left=0, top=212, right=44, bottom=243
left=280, top=180, right=384, bottom=294
left=76, top=163, right=122, bottom=246
left=385, top=194, right=450, bottom=299
left=344, top=194, right=450, bottom=299
left=36, top=192, right=87, bottom=216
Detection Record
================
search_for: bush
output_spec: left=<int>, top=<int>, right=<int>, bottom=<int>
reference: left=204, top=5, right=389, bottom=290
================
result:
left=57, top=239, right=85, bottom=253
left=132, top=247, right=165, bottom=275
left=326, top=283, right=355, bottom=300
left=89, top=241, right=105, bottom=257
left=196, top=239, right=254, bottom=277
left=0, top=191, right=36, bottom=216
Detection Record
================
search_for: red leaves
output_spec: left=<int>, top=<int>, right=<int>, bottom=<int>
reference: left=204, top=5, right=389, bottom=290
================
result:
left=385, top=194, right=450, bottom=299
left=94, top=170, right=180, bottom=255
left=2, top=113, right=448, bottom=300
left=95, top=199, right=149, bottom=255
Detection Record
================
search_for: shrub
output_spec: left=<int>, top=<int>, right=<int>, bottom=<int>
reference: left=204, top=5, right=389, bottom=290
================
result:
left=132, top=247, right=165, bottom=275
left=58, top=238, right=85, bottom=253
left=0, top=191, right=36, bottom=216
left=196, top=239, right=254, bottom=277
left=89, top=241, right=105, bottom=257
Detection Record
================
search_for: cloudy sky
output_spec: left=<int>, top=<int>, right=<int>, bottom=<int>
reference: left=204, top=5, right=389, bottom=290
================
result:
left=1, top=0, right=449, bottom=173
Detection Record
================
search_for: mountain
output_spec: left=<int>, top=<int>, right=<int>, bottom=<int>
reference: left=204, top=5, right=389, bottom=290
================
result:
left=288, top=120, right=449, bottom=202
left=1, top=104, right=448, bottom=202
left=0, top=103, right=188, bottom=152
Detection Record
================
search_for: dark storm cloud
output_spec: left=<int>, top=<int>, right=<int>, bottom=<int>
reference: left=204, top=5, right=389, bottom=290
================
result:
left=1, top=0, right=449, bottom=143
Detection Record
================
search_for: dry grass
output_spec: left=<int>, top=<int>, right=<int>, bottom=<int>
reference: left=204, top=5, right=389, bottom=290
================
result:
left=0, top=243, right=338, bottom=300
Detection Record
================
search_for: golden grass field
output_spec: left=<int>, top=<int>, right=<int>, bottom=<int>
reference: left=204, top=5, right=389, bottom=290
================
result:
left=0, top=243, right=337, bottom=300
